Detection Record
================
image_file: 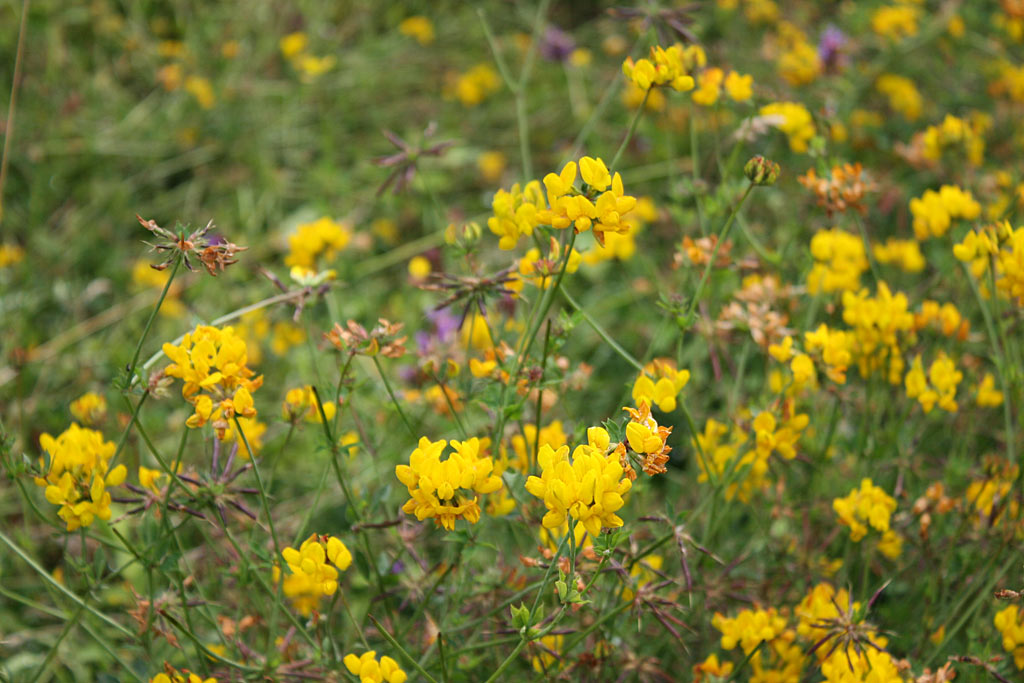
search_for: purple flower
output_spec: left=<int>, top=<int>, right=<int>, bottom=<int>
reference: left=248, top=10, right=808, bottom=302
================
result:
left=539, top=26, right=575, bottom=63
left=818, top=25, right=847, bottom=71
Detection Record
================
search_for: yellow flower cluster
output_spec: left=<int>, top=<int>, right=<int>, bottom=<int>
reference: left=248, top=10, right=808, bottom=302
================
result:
left=915, top=300, right=968, bottom=339
left=163, top=325, right=262, bottom=440
left=395, top=437, right=502, bottom=530
left=582, top=196, right=657, bottom=265
left=692, top=67, right=754, bottom=106
left=921, top=113, right=986, bottom=166
left=795, top=583, right=855, bottom=642
left=623, top=402, right=673, bottom=476
left=995, top=605, right=1024, bottom=670
left=832, top=478, right=897, bottom=542
left=285, top=216, right=352, bottom=270
left=768, top=335, right=818, bottom=389
left=150, top=669, right=216, bottom=683
left=487, top=158, right=638, bottom=249
left=631, top=360, right=690, bottom=412
left=871, top=4, right=920, bottom=41
left=35, top=424, right=126, bottom=531
left=759, top=102, right=815, bottom=152
left=282, top=385, right=337, bottom=423
left=956, top=221, right=1024, bottom=305
left=876, top=73, right=923, bottom=120
left=777, top=22, right=821, bottom=86
left=905, top=352, right=962, bottom=413
left=966, top=459, right=1017, bottom=521
left=819, top=641, right=904, bottom=682
left=539, top=158, right=638, bottom=245
left=525, top=427, right=632, bottom=543
left=841, top=283, right=915, bottom=384
left=500, top=420, right=568, bottom=474
left=872, top=238, right=925, bottom=272
left=279, top=32, right=336, bottom=82
left=692, top=654, right=733, bottom=682
left=70, top=392, right=107, bottom=426
left=0, top=243, right=24, bottom=267
left=277, top=534, right=352, bottom=615
left=448, top=64, right=500, bottom=107
left=803, top=324, right=853, bottom=384
left=752, top=405, right=808, bottom=461
left=977, top=373, right=1005, bottom=407
left=910, top=185, right=981, bottom=240
left=695, top=418, right=759, bottom=501
left=343, top=651, right=407, bottom=683
left=487, top=180, right=545, bottom=250
left=712, top=606, right=787, bottom=654
left=621, top=43, right=699, bottom=92
left=397, top=16, right=434, bottom=46
left=807, top=227, right=869, bottom=294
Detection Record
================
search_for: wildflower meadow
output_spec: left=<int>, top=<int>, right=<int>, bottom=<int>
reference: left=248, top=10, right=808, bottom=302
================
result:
left=4, top=1, right=1024, bottom=681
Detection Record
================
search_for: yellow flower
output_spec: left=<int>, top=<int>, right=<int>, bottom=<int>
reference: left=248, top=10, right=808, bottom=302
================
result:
left=477, top=150, right=506, bottom=184
left=344, top=651, right=408, bottom=683
left=279, top=32, right=308, bottom=59
left=724, top=70, right=753, bottom=101
left=278, top=534, right=352, bottom=614
left=162, top=325, right=263, bottom=440
left=712, top=607, right=788, bottom=654
left=285, top=216, right=352, bottom=269
left=994, top=605, right=1024, bottom=670
left=0, top=243, right=25, bottom=267
left=691, top=67, right=724, bottom=106
left=448, top=64, right=500, bottom=107
left=184, top=76, right=215, bottom=109
left=396, top=437, right=503, bottom=530
left=486, top=180, right=544, bottom=250
left=70, top=392, right=107, bottom=426
left=977, top=373, right=1005, bottom=407
left=871, top=5, right=919, bottom=40
left=876, top=73, right=923, bottom=121
left=621, top=43, right=696, bottom=92
left=693, top=653, right=734, bottom=681
left=832, top=478, right=897, bottom=542
left=759, top=102, right=815, bottom=153
left=910, top=185, right=981, bottom=240
left=631, top=362, right=689, bottom=413
left=524, top=428, right=632, bottom=543
left=623, top=401, right=673, bottom=475
left=398, top=16, right=435, bottom=45
left=807, top=227, right=868, bottom=295
left=282, top=385, right=337, bottom=423
left=905, top=353, right=962, bottom=413
left=35, top=423, right=126, bottom=531
left=873, top=238, right=925, bottom=272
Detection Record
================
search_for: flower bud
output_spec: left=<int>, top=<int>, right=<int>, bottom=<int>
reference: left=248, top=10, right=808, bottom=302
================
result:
left=744, top=155, right=780, bottom=186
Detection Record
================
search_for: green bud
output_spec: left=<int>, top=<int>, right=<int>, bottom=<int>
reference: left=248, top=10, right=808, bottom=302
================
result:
left=510, top=602, right=530, bottom=629
left=744, top=155, right=780, bottom=186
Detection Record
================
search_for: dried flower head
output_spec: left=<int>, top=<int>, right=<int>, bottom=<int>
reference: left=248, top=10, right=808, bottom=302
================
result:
left=138, top=215, right=246, bottom=275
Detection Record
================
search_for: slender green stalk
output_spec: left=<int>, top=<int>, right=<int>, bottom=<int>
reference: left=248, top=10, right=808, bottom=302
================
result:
left=0, top=529, right=134, bottom=638
left=610, top=88, right=650, bottom=170
left=685, top=183, right=754, bottom=321
left=559, top=288, right=643, bottom=372
left=0, top=0, right=29, bottom=224
left=372, top=355, right=417, bottom=440
left=30, top=603, right=86, bottom=681
left=492, top=231, right=577, bottom=446
left=127, top=253, right=182, bottom=383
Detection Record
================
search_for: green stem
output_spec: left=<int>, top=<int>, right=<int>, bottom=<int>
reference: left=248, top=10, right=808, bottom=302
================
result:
left=611, top=88, right=650, bottom=171
left=0, top=529, right=134, bottom=638
left=127, top=253, right=182, bottom=383
left=684, top=183, right=754, bottom=322
left=30, top=603, right=86, bottom=681
left=559, top=288, right=643, bottom=372
left=372, top=355, right=417, bottom=440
